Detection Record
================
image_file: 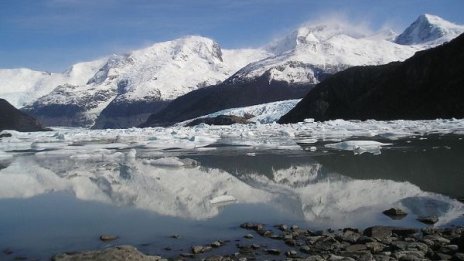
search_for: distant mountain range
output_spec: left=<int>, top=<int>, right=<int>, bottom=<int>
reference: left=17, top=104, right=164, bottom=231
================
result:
left=0, top=14, right=463, bottom=128
left=278, top=32, right=464, bottom=123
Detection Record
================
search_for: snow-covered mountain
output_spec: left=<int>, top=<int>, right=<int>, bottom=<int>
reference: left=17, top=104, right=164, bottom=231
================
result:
left=227, top=14, right=464, bottom=85
left=2, top=14, right=463, bottom=128
left=395, top=14, right=464, bottom=45
left=0, top=59, right=106, bottom=108
left=142, top=15, right=464, bottom=127
left=19, top=36, right=269, bottom=127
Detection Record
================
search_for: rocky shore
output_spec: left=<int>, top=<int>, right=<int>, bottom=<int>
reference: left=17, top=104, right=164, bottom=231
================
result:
left=47, top=223, right=464, bottom=261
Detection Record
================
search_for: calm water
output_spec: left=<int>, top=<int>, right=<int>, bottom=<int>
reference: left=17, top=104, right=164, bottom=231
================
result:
left=0, top=133, right=463, bottom=259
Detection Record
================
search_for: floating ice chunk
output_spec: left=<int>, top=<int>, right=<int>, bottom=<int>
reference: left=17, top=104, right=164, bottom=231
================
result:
left=210, top=195, right=237, bottom=205
left=325, top=140, right=391, bottom=155
left=143, top=157, right=189, bottom=167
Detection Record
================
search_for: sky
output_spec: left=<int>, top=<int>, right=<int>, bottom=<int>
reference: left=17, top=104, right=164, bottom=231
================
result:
left=1, top=0, right=463, bottom=72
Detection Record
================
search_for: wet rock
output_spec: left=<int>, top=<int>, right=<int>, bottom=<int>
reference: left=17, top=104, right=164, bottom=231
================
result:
left=265, top=249, right=281, bottom=255
left=393, top=250, right=425, bottom=260
left=180, top=253, right=194, bottom=258
left=364, top=226, right=393, bottom=239
left=52, top=245, right=164, bottom=261
left=276, top=224, right=288, bottom=231
left=285, top=250, right=299, bottom=258
left=251, top=244, right=260, bottom=250
left=339, top=250, right=373, bottom=261
left=451, top=236, right=464, bottom=251
left=434, top=252, right=453, bottom=260
left=257, top=230, right=272, bottom=237
left=453, top=252, right=464, bottom=260
left=3, top=248, right=13, bottom=255
left=441, top=244, right=460, bottom=254
left=99, top=234, right=119, bottom=242
left=205, top=256, right=224, bottom=261
left=364, top=226, right=417, bottom=239
left=210, top=241, right=223, bottom=248
left=365, top=242, right=385, bottom=253
left=240, top=223, right=263, bottom=231
left=300, top=245, right=312, bottom=254
left=244, top=234, right=254, bottom=239
left=345, top=244, right=368, bottom=252
left=383, top=208, right=408, bottom=219
left=170, top=234, right=181, bottom=239
left=304, top=255, right=325, bottom=261
left=417, top=216, right=439, bottom=225
left=338, top=230, right=361, bottom=243
left=424, top=234, right=451, bottom=245
left=191, top=245, right=211, bottom=254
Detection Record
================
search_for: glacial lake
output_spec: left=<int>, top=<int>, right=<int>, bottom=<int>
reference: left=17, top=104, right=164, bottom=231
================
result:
left=0, top=120, right=463, bottom=259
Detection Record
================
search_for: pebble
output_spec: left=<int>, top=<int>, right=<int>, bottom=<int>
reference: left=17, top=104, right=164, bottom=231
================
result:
left=417, top=215, right=439, bottom=225
left=99, top=234, right=118, bottom=242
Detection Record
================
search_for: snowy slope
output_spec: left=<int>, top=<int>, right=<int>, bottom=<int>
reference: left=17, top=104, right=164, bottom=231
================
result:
left=23, top=36, right=269, bottom=126
left=228, top=14, right=463, bottom=85
left=395, top=14, right=464, bottom=45
left=0, top=59, right=106, bottom=108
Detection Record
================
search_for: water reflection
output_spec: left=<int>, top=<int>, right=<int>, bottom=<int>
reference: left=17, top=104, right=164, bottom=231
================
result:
left=0, top=141, right=462, bottom=227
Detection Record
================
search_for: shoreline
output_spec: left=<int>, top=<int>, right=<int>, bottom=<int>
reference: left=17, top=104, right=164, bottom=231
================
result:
left=47, top=223, right=464, bottom=261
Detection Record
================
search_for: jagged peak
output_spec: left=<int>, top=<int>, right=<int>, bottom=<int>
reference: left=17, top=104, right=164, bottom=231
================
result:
left=395, top=14, right=464, bottom=45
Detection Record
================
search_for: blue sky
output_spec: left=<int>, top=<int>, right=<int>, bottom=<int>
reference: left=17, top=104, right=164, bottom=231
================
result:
left=1, top=0, right=463, bottom=72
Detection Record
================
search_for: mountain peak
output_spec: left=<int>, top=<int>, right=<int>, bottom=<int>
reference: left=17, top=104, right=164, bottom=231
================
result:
left=395, top=14, right=464, bottom=45
left=266, top=23, right=368, bottom=55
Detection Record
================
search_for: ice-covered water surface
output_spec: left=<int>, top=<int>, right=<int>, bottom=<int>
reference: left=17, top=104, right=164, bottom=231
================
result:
left=0, top=119, right=464, bottom=259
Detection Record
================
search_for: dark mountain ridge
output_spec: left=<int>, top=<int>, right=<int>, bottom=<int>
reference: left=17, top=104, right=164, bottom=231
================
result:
left=0, top=99, right=48, bottom=132
left=278, top=33, right=464, bottom=123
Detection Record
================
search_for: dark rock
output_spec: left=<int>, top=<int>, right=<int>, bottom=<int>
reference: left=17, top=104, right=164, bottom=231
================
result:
left=417, top=216, right=439, bottom=225
left=345, top=244, right=367, bottom=252
left=304, top=255, right=325, bottom=261
left=339, top=250, right=373, bottom=261
left=383, top=208, right=408, bottom=219
left=170, top=234, right=180, bottom=239
left=2, top=248, right=13, bottom=255
left=434, top=252, right=453, bottom=260
left=0, top=99, right=49, bottom=132
left=285, top=250, right=299, bottom=258
left=265, top=249, right=281, bottom=255
left=0, top=133, right=12, bottom=138
left=451, top=236, right=464, bottom=251
left=300, top=245, right=312, bottom=254
left=52, top=245, right=164, bottom=261
left=186, top=115, right=249, bottom=126
left=365, top=242, right=385, bottom=253
left=244, top=234, right=254, bottom=239
left=240, top=223, right=263, bottom=231
left=279, top=33, right=464, bottom=124
left=441, top=244, right=460, bottom=254
left=251, top=244, right=260, bottom=250
left=180, top=253, right=194, bottom=258
left=276, top=224, right=288, bottom=231
left=364, top=226, right=393, bottom=239
left=393, top=250, right=425, bottom=260
left=210, top=241, right=222, bottom=248
left=364, top=226, right=417, bottom=239
left=453, top=252, right=464, bottom=260
left=99, top=234, right=118, bottom=242
left=191, top=245, right=211, bottom=254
